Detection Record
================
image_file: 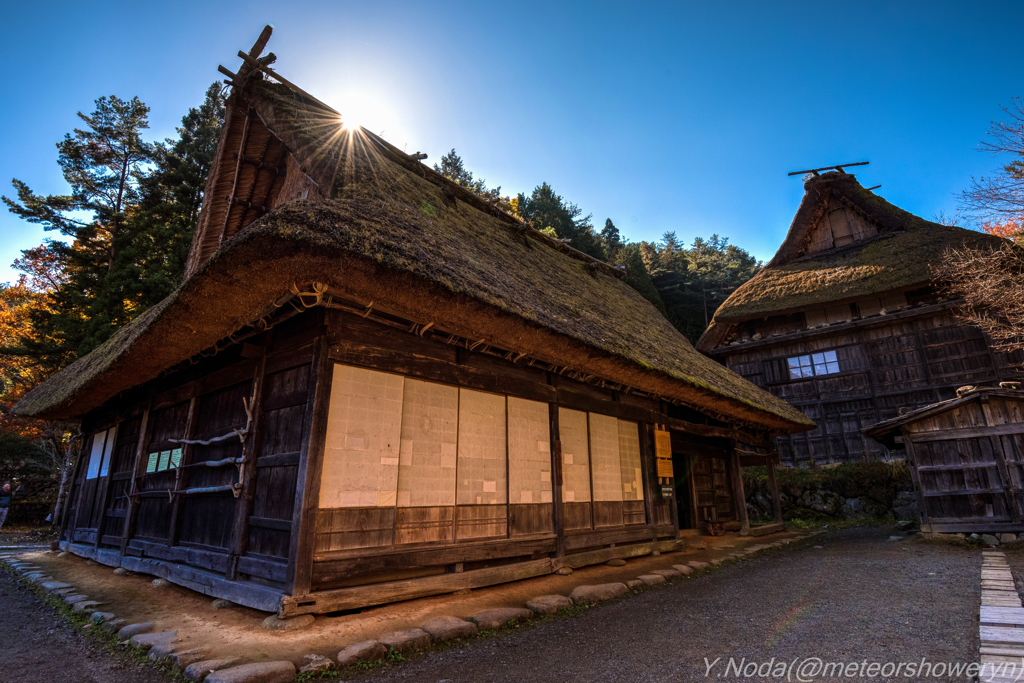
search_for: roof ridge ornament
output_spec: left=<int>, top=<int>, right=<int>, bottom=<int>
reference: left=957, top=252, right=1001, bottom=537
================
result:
left=787, top=161, right=869, bottom=177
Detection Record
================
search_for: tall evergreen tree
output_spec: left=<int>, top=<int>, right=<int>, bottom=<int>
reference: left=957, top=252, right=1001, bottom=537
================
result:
left=3, top=95, right=155, bottom=369
left=517, top=183, right=606, bottom=261
left=128, top=83, right=226, bottom=306
left=2, top=85, right=226, bottom=373
left=433, top=148, right=513, bottom=212
left=614, top=243, right=665, bottom=313
left=600, top=218, right=623, bottom=261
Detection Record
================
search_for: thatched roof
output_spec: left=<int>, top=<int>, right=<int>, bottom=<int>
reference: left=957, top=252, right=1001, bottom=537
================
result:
left=15, top=73, right=812, bottom=433
left=696, top=173, right=1006, bottom=352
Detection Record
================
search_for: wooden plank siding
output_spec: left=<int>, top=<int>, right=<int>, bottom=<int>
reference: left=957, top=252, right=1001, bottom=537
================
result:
left=889, top=391, right=1024, bottom=534
left=718, top=301, right=1024, bottom=465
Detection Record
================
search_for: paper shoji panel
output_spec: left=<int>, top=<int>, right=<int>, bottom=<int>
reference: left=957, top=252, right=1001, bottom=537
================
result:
left=507, top=397, right=552, bottom=505
left=617, top=420, right=644, bottom=502
left=319, top=365, right=404, bottom=508
left=558, top=408, right=591, bottom=503
left=397, top=379, right=459, bottom=507
left=589, top=413, right=622, bottom=502
left=456, top=389, right=507, bottom=505
left=85, top=429, right=109, bottom=480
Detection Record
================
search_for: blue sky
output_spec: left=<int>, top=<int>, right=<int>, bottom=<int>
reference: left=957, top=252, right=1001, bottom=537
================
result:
left=1, top=1, right=1020, bottom=284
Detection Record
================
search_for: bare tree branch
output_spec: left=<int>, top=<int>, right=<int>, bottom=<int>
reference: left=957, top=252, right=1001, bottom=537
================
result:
left=935, top=243, right=1024, bottom=353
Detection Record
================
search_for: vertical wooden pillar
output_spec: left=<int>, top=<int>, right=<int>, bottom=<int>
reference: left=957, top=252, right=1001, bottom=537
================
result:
left=60, top=433, right=92, bottom=542
left=767, top=454, right=784, bottom=526
left=638, top=423, right=657, bottom=539
left=548, top=403, right=565, bottom=558
left=729, top=440, right=750, bottom=536
left=227, top=344, right=269, bottom=580
left=121, top=398, right=154, bottom=555
left=288, top=336, right=333, bottom=597
left=902, top=435, right=930, bottom=528
left=167, top=397, right=199, bottom=548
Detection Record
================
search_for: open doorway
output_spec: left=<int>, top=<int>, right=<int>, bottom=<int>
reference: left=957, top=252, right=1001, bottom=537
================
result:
left=670, top=432, right=735, bottom=532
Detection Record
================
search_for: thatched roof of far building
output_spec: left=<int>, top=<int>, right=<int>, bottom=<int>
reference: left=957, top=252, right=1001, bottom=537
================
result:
left=697, top=172, right=1006, bottom=352
left=15, top=71, right=813, bottom=433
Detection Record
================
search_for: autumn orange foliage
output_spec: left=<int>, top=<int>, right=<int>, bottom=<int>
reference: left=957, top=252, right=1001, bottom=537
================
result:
left=0, top=277, right=53, bottom=440
left=981, top=217, right=1024, bottom=242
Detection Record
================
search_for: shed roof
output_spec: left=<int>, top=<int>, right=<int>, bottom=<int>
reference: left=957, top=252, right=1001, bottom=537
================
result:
left=14, top=72, right=813, bottom=433
left=696, top=173, right=1005, bottom=352
left=862, top=385, right=1024, bottom=444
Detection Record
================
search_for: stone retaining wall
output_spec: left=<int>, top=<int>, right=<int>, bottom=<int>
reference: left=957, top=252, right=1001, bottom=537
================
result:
left=743, top=462, right=919, bottom=523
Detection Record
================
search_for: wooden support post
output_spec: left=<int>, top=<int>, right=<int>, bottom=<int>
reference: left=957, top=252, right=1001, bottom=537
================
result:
left=61, top=433, right=92, bottom=542
left=548, top=403, right=565, bottom=558
left=901, top=435, right=930, bottom=527
left=226, top=350, right=268, bottom=581
left=288, top=336, right=333, bottom=597
left=227, top=342, right=269, bottom=580
left=121, top=399, right=154, bottom=555
left=167, top=397, right=198, bottom=548
left=767, top=456, right=784, bottom=526
left=637, top=422, right=656, bottom=529
left=729, top=440, right=750, bottom=536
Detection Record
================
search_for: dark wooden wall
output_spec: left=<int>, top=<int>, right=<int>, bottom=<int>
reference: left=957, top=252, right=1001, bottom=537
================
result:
left=715, top=296, right=1024, bottom=465
left=67, top=309, right=324, bottom=592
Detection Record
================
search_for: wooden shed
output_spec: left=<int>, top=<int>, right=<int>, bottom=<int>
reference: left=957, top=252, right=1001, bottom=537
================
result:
left=14, top=30, right=812, bottom=617
left=864, top=383, right=1024, bottom=534
left=696, top=170, right=1024, bottom=465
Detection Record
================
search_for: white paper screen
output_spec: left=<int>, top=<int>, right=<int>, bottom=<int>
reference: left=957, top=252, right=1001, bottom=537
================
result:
left=558, top=408, right=591, bottom=503
left=85, top=429, right=109, bottom=480
left=319, top=365, right=404, bottom=508
left=98, top=425, right=117, bottom=478
left=396, top=379, right=459, bottom=507
left=457, top=389, right=507, bottom=505
left=507, top=397, right=552, bottom=505
left=589, top=413, right=622, bottom=502
left=618, top=420, right=644, bottom=501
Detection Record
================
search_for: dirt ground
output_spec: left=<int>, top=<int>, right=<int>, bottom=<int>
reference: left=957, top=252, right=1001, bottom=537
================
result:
left=8, top=530, right=809, bottom=668
left=0, top=564, right=169, bottom=683
left=348, top=527, right=980, bottom=682
left=0, top=525, right=58, bottom=548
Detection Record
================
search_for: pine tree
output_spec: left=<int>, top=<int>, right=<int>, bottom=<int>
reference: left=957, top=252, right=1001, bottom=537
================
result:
left=614, top=243, right=665, bottom=313
left=2, top=86, right=226, bottom=372
left=601, top=218, right=623, bottom=261
left=3, top=95, right=155, bottom=368
left=128, top=83, right=226, bottom=307
left=517, top=183, right=607, bottom=261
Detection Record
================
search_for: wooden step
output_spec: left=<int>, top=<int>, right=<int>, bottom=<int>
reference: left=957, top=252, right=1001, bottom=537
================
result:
left=981, top=626, right=1024, bottom=644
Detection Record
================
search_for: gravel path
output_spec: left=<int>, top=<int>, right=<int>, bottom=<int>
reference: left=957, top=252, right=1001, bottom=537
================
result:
left=0, top=563, right=170, bottom=683
left=349, top=528, right=980, bottom=683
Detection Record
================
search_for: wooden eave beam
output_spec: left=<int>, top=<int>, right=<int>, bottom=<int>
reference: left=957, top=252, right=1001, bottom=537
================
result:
left=710, top=299, right=964, bottom=356
left=662, top=415, right=771, bottom=448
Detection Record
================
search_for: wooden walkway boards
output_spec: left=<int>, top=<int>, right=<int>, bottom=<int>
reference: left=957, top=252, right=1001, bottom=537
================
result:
left=980, top=550, right=1024, bottom=682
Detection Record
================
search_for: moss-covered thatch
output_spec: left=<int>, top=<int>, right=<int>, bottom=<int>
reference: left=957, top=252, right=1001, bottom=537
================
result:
left=15, top=77, right=813, bottom=433
left=697, top=173, right=1006, bottom=351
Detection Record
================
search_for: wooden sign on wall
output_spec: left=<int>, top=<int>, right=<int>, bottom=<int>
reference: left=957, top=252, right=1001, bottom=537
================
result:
left=654, top=427, right=673, bottom=478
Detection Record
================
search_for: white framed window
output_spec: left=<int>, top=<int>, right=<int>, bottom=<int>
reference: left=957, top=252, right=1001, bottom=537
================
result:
left=787, top=350, right=840, bottom=380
